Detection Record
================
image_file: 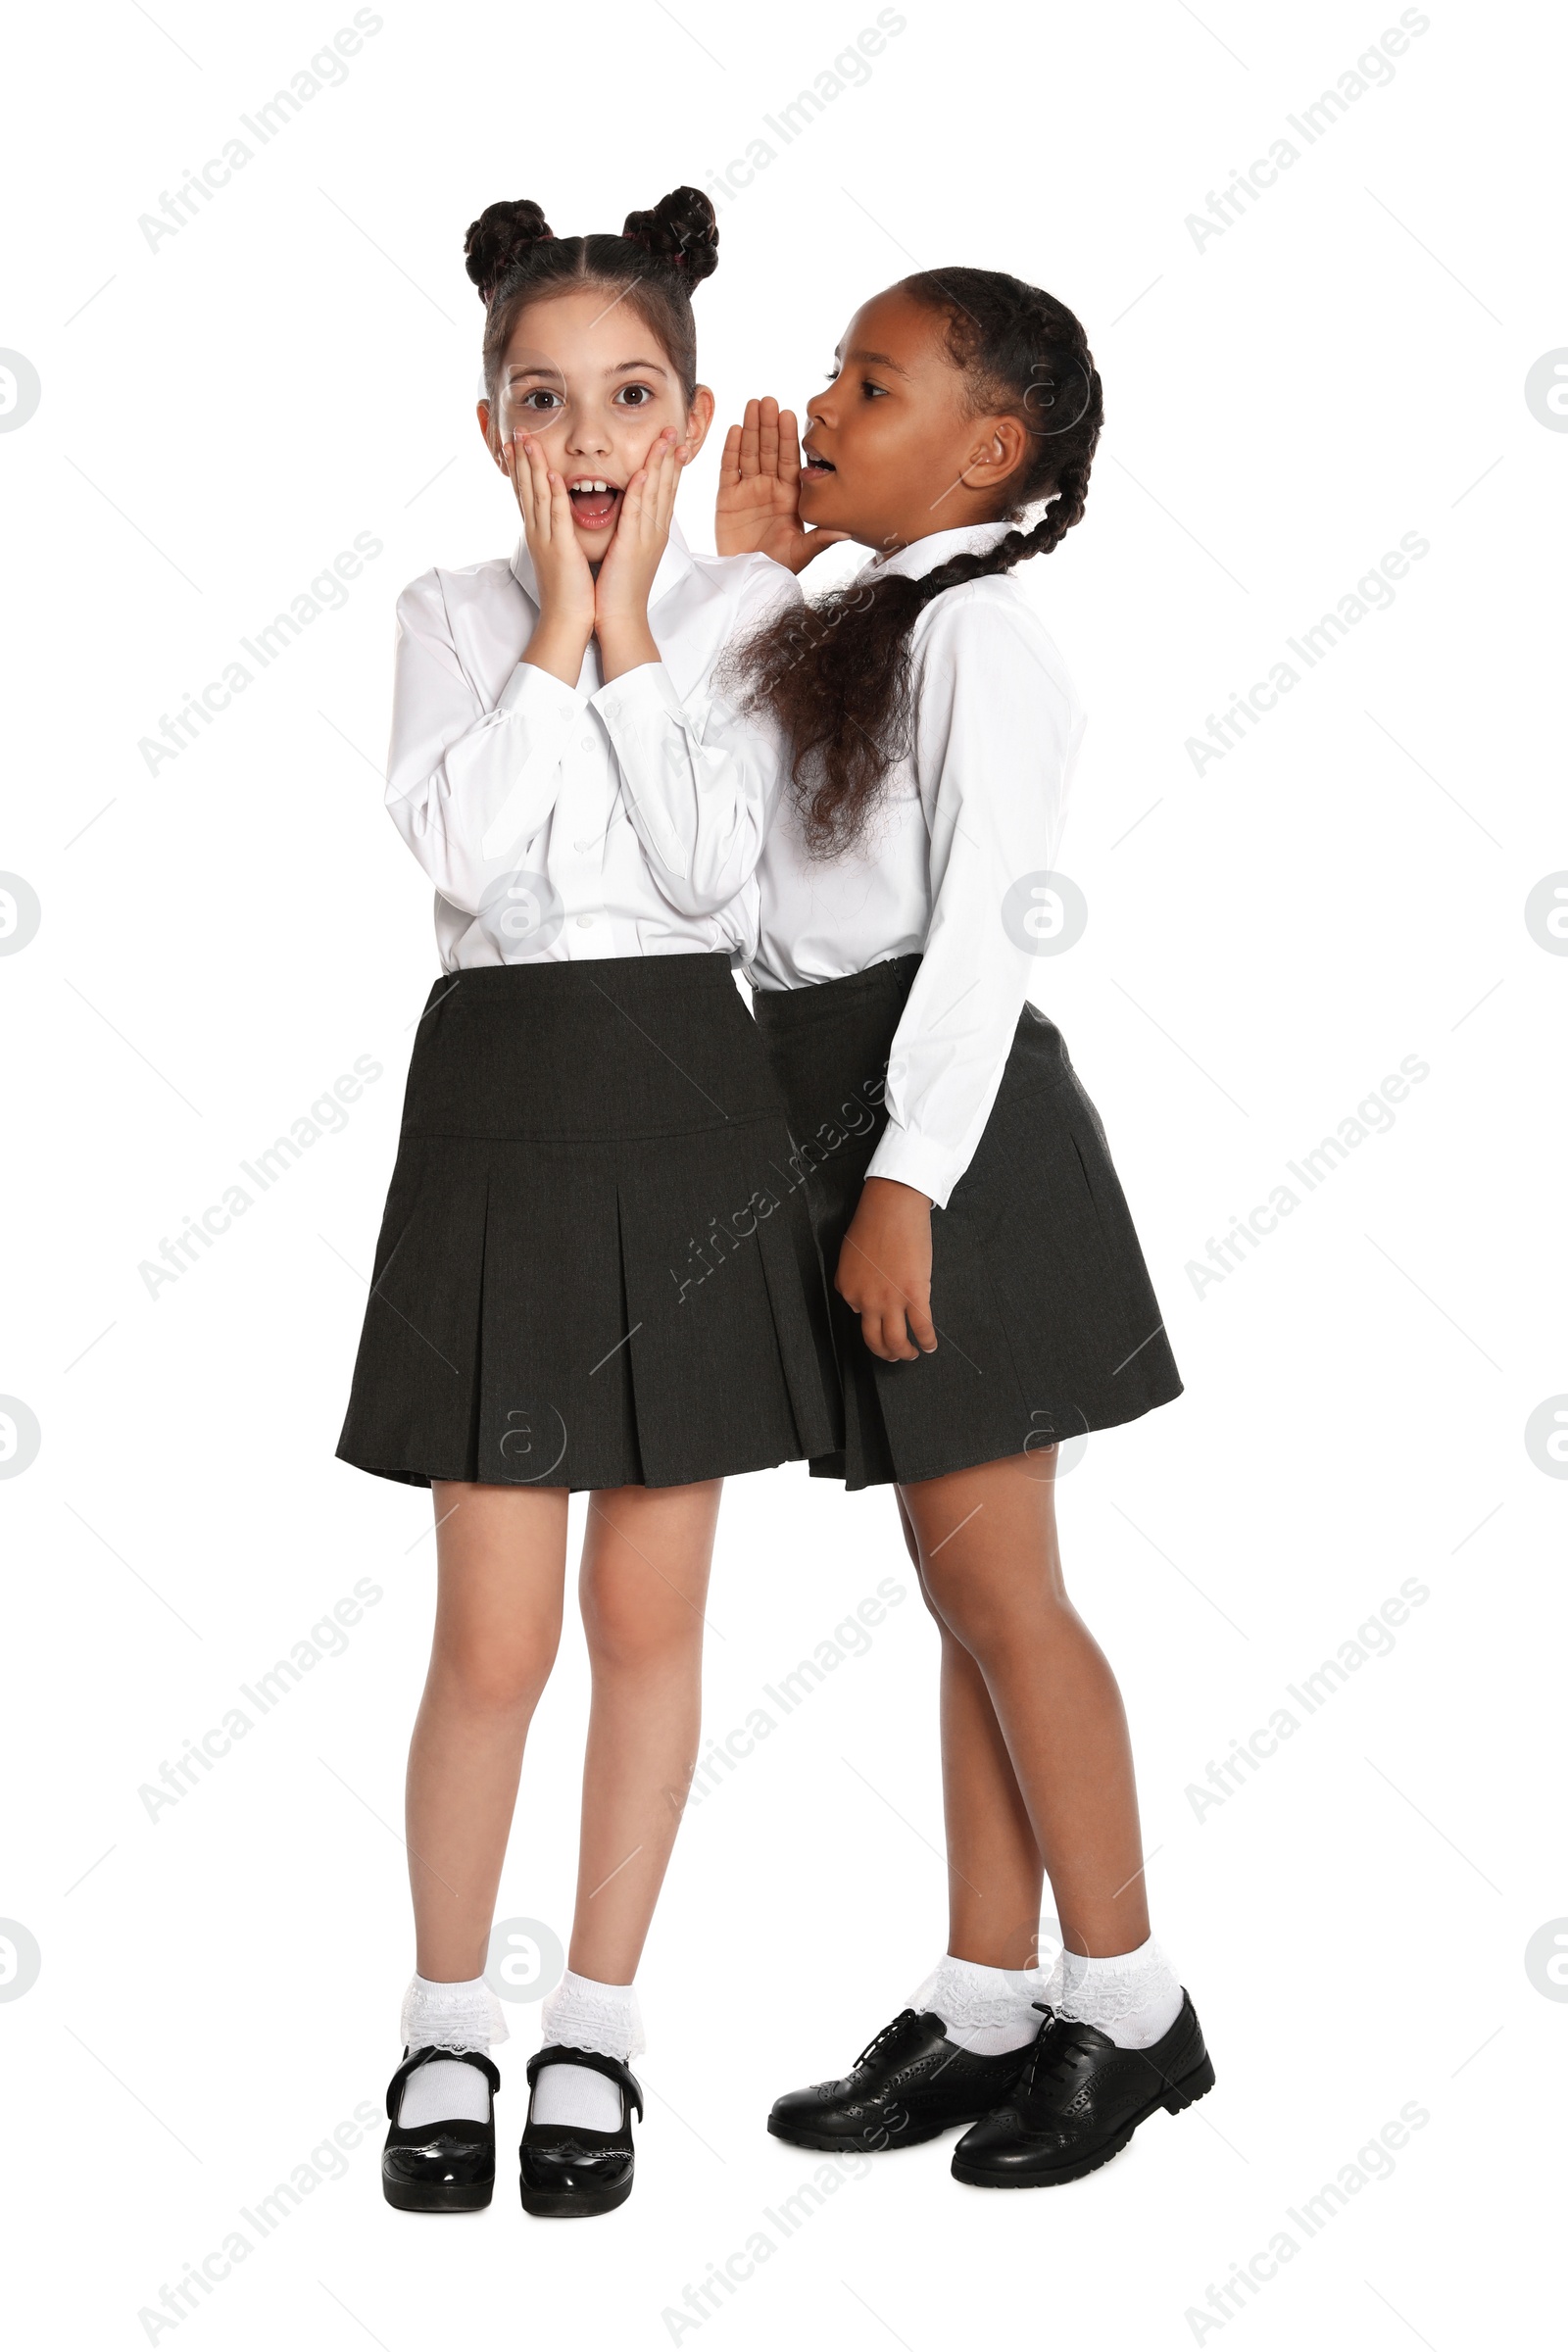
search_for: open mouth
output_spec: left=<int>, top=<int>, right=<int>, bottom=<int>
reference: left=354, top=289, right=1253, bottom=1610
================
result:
left=802, top=448, right=836, bottom=482
left=567, top=477, right=621, bottom=528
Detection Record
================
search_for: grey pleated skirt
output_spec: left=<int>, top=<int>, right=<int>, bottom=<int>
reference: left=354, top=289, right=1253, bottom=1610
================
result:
left=752, top=956, right=1183, bottom=1491
left=336, top=955, right=841, bottom=1492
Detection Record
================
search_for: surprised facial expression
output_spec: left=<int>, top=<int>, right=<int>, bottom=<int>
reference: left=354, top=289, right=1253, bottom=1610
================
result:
left=479, top=286, right=700, bottom=557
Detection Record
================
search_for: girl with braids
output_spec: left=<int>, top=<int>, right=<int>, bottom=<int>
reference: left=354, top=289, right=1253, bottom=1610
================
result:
left=713, top=271, right=1213, bottom=2186
left=336, top=187, right=838, bottom=2220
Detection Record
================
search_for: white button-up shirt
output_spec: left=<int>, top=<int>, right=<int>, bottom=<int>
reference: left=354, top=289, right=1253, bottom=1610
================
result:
left=747, top=520, right=1085, bottom=1209
left=385, top=520, right=798, bottom=968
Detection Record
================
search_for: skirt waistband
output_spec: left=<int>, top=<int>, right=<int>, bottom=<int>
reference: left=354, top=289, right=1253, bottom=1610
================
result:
left=751, top=955, right=922, bottom=1033
left=753, top=956, right=1075, bottom=1120
left=402, top=951, right=783, bottom=1145
left=432, top=950, right=737, bottom=1003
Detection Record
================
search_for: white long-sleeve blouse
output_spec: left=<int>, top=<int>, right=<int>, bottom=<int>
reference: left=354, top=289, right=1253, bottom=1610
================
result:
left=746, top=519, right=1086, bottom=1208
left=384, top=520, right=796, bottom=967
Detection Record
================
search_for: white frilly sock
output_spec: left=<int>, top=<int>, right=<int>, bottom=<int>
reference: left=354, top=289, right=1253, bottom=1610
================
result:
left=396, top=1972, right=508, bottom=2129
left=1045, top=1934, right=1183, bottom=2050
left=531, top=1970, right=644, bottom=2132
left=910, top=1953, right=1047, bottom=2056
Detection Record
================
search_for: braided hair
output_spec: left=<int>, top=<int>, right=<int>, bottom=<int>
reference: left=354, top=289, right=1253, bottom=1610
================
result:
left=731, top=269, right=1102, bottom=858
left=465, top=186, right=719, bottom=418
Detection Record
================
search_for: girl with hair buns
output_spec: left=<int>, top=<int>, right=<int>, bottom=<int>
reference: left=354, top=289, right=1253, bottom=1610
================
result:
left=337, top=185, right=838, bottom=2220
left=699, top=271, right=1212, bottom=2187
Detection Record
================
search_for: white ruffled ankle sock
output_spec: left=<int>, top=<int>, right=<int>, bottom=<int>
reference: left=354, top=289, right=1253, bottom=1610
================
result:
left=910, top=1953, right=1048, bottom=2055
left=1046, top=1935, right=1183, bottom=2050
left=396, top=1972, right=509, bottom=2129
left=531, top=1970, right=644, bottom=2132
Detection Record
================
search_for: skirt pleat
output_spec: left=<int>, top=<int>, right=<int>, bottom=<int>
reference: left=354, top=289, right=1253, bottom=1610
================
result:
left=335, top=956, right=841, bottom=1492
left=753, top=956, right=1183, bottom=1491
left=614, top=1120, right=800, bottom=1480
left=474, top=1143, right=637, bottom=1489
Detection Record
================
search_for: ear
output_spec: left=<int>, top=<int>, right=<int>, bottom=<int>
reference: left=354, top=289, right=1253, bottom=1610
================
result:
left=958, top=413, right=1030, bottom=500
left=679, top=383, right=716, bottom=464
left=477, top=399, right=506, bottom=469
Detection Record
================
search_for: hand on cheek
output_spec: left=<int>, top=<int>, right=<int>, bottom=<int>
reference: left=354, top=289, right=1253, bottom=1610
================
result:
left=595, top=428, right=682, bottom=671
left=834, top=1178, right=938, bottom=1363
left=509, top=431, right=596, bottom=682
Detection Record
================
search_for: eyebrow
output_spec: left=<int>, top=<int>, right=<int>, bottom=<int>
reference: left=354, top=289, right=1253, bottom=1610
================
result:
left=505, top=358, right=670, bottom=380
left=840, top=346, right=910, bottom=376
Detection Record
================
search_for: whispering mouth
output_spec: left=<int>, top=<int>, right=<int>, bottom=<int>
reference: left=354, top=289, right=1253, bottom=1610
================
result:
left=803, top=452, right=836, bottom=478
left=568, top=478, right=622, bottom=526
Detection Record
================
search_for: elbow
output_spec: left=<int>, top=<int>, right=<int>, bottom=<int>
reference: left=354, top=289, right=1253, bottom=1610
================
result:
left=659, top=871, right=734, bottom=919
left=682, top=855, right=745, bottom=916
left=640, top=828, right=743, bottom=917
left=387, top=803, right=489, bottom=917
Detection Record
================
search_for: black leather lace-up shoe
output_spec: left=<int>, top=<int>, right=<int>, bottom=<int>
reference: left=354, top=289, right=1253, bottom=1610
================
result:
left=951, top=1992, right=1214, bottom=2187
left=518, top=2045, right=643, bottom=2218
left=381, top=2046, right=500, bottom=2212
left=767, top=2008, right=1032, bottom=2154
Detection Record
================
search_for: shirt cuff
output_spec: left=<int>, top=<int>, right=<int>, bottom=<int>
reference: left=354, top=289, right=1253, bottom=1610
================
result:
left=496, top=660, right=581, bottom=719
left=589, top=661, right=682, bottom=726
left=864, top=1125, right=959, bottom=1211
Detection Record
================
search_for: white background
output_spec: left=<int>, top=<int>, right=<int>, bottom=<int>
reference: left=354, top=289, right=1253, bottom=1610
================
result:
left=2, top=2, right=1563, bottom=2345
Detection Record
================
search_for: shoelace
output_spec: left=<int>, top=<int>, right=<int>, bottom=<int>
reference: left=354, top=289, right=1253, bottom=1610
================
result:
left=1015, top=2003, right=1091, bottom=2101
left=853, top=2009, right=921, bottom=2071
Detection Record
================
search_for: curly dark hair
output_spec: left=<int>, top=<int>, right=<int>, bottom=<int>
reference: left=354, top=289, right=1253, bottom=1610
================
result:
left=728, top=269, right=1102, bottom=858
left=465, top=185, right=718, bottom=418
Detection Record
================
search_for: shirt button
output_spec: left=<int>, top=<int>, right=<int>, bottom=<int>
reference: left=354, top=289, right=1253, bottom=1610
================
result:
left=578, top=734, right=595, bottom=752
left=576, top=913, right=594, bottom=929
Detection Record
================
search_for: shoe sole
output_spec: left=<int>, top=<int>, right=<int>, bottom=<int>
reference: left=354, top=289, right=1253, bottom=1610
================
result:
left=382, top=2177, right=493, bottom=2213
left=767, top=2110, right=985, bottom=2155
left=951, top=2054, right=1217, bottom=2189
left=519, top=2174, right=633, bottom=2219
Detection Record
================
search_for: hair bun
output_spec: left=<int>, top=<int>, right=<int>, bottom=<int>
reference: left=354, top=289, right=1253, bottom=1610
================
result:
left=621, top=186, right=718, bottom=285
left=464, top=198, right=555, bottom=304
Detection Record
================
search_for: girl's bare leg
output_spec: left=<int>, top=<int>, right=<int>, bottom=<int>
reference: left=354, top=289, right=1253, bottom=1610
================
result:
left=568, top=1479, right=723, bottom=1984
left=894, top=1493, right=1044, bottom=1971
left=406, top=1481, right=569, bottom=1982
left=899, top=1447, right=1151, bottom=1961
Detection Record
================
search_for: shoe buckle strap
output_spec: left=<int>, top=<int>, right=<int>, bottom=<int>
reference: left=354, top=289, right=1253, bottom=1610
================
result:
left=386, top=2044, right=501, bottom=2119
left=526, top=2042, right=644, bottom=2121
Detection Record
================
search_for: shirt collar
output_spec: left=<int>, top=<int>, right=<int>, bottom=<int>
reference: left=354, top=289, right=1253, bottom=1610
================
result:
left=858, top=505, right=1051, bottom=586
left=510, top=514, right=696, bottom=610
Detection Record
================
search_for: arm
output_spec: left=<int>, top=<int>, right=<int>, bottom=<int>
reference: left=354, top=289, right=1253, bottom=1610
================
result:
left=592, top=561, right=802, bottom=916
left=385, top=430, right=599, bottom=909
left=836, top=591, right=1083, bottom=1359
left=869, top=593, right=1081, bottom=1200
left=383, top=572, right=582, bottom=914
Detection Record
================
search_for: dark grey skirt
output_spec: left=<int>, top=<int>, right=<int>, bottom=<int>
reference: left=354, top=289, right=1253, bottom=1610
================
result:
left=752, top=955, right=1183, bottom=1490
left=336, top=955, right=841, bottom=1492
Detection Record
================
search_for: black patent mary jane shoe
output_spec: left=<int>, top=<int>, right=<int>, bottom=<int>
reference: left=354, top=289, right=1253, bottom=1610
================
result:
left=951, top=1992, right=1215, bottom=2188
left=518, top=2045, right=643, bottom=2219
left=767, top=2008, right=1031, bottom=2154
left=381, top=2045, right=500, bottom=2212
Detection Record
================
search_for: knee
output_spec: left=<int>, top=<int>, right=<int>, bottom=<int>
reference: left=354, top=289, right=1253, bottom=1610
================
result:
left=580, top=1573, right=700, bottom=1675
left=432, top=1612, right=562, bottom=1713
left=919, top=1555, right=1050, bottom=1659
left=913, top=1565, right=952, bottom=1636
